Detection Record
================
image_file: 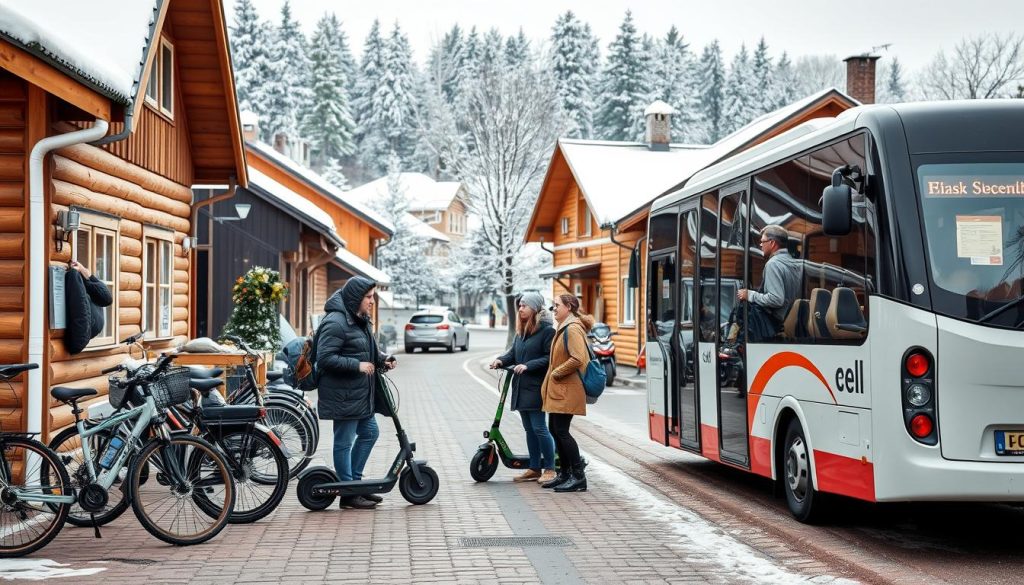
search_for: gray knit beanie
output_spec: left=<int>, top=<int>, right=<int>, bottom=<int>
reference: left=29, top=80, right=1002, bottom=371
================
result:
left=518, top=292, right=545, bottom=313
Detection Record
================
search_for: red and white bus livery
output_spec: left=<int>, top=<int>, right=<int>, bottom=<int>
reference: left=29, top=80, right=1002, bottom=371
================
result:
left=643, top=100, right=1024, bottom=521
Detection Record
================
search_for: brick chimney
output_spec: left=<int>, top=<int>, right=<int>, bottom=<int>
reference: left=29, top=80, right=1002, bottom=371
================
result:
left=240, top=110, right=259, bottom=142
left=644, top=100, right=676, bottom=151
left=843, top=55, right=880, bottom=104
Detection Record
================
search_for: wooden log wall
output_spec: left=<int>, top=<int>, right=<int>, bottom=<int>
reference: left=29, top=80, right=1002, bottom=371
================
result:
left=45, top=134, right=192, bottom=435
left=0, top=72, right=27, bottom=431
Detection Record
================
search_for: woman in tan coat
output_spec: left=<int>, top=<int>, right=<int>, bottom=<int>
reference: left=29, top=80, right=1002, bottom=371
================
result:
left=541, top=293, right=594, bottom=492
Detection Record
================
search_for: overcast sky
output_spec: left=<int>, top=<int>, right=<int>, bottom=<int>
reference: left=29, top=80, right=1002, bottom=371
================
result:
left=231, top=0, right=1024, bottom=75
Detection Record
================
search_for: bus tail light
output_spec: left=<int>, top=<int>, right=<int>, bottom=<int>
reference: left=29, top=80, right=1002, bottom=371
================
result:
left=902, top=347, right=937, bottom=445
left=910, top=414, right=934, bottom=438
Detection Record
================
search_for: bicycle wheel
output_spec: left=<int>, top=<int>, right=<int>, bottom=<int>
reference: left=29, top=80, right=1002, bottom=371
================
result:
left=265, top=395, right=319, bottom=445
left=0, top=436, right=71, bottom=557
left=129, top=434, right=234, bottom=546
left=48, top=425, right=131, bottom=527
left=194, top=430, right=288, bottom=524
left=263, top=402, right=314, bottom=478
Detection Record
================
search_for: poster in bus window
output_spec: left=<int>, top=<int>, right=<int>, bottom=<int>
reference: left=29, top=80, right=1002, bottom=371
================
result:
left=955, top=215, right=1003, bottom=265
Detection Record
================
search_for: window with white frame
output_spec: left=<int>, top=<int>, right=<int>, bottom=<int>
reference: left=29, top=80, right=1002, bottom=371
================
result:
left=560, top=217, right=569, bottom=235
left=621, top=276, right=636, bottom=325
left=144, top=37, right=174, bottom=118
left=143, top=227, right=174, bottom=338
left=579, top=205, right=592, bottom=237
left=72, top=212, right=120, bottom=347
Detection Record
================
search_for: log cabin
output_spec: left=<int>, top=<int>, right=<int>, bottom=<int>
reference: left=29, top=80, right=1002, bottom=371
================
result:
left=239, top=134, right=394, bottom=336
left=526, top=90, right=859, bottom=366
left=0, top=0, right=246, bottom=435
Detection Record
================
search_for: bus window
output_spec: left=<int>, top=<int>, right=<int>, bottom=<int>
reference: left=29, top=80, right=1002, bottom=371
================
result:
left=750, top=133, right=876, bottom=344
left=699, top=193, right=720, bottom=343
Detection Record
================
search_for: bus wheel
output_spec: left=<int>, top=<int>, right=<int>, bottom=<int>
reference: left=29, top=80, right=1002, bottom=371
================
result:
left=783, top=418, right=825, bottom=523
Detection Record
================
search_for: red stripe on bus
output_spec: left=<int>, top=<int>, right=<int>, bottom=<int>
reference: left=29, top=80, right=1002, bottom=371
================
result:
left=813, top=449, right=876, bottom=502
left=750, top=436, right=773, bottom=478
left=701, top=424, right=720, bottom=461
left=748, top=352, right=837, bottom=432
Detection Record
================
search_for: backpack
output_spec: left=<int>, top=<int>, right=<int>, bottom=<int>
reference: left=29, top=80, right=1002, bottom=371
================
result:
left=292, top=326, right=322, bottom=392
left=561, top=324, right=606, bottom=403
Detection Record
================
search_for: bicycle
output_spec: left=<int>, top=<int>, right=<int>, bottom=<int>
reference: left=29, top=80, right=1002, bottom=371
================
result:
left=40, top=354, right=235, bottom=548
left=0, top=363, right=73, bottom=558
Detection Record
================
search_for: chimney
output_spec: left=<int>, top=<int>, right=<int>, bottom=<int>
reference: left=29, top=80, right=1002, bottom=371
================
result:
left=240, top=110, right=259, bottom=142
left=644, top=100, right=677, bottom=151
left=843, top=55, right=880, bottom=104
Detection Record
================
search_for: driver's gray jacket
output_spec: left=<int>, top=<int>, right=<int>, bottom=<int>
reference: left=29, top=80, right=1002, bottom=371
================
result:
left=748, top=250, right=803, bottom=323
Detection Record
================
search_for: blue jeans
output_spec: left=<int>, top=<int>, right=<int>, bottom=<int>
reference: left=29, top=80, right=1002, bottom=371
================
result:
left=333, top=416, right=379, bottom=481
left=519, top=410, right=555, bottom=471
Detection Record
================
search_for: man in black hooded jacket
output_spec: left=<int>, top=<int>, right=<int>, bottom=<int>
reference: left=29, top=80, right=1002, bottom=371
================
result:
left=316, top=276, right=395, bottom=509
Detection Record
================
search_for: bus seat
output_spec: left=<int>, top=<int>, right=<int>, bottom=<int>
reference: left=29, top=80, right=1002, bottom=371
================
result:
left=808, top=288, right=832, bottom=339
left=783, top=299, right=809, bottom=340
left=826, top=287, right=867, bottom=339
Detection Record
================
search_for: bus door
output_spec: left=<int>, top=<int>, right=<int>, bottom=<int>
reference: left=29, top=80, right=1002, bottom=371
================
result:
left=716, top=182, right=750, bottom=466
left=646, top=206, right=678, bottom=446
left=676, top=204, right=701, bottom=452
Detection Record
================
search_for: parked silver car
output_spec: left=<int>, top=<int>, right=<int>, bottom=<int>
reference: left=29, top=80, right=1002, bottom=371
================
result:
left=404, top=310, right=469, bottom=353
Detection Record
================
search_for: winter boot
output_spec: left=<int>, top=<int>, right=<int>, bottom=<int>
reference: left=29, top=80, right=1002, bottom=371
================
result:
left=554, top=463, right=587, bottom=492
left=541, top=464, right=571, bottom=489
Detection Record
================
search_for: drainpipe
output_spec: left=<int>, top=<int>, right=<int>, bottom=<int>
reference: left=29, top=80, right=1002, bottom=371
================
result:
left=538, top=238, right=571, bottom=293
left=605, top=222, right=647, bottom=368
left=294, top=236, right=337, bottom=333
left=191, top=177, right=237, bottom=243
left=28, top=119, right=110, bottom=434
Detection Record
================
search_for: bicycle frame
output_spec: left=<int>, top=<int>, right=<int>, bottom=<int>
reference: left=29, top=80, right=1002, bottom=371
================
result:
left=11, top=394, right=160, bottom=506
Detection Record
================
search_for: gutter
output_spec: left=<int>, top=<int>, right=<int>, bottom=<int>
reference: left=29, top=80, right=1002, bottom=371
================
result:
left=538, top=237, right=571, bottom=293
left=191, top=178, right=238, bottom=243
left=28, top=119, right=110, bottom=434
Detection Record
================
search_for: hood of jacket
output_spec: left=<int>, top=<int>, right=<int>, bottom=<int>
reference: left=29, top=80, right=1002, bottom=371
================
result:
left=325, top=276, right=376, bottom=318
left=556, top=313, right=594, bottom=333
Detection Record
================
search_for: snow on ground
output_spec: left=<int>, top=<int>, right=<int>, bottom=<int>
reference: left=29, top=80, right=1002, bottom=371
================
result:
left=0, top=559, right=105, bottom=581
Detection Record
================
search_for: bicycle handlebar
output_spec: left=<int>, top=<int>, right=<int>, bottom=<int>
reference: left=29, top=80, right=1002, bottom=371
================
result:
left=221, top=334, right=258, bottom=357
left=120, top=331, right=146, bottom=345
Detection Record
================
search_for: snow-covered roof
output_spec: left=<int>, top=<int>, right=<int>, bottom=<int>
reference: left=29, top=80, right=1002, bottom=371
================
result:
left=557, top=139, right=713, bottom=227
left=0, top=0, right=158, bottom=104
left=247, top=167, right=345, bottom=247
left=402, top=214, right=450, bottom=243
left=346, top=173, right=464, bottom=212
left=335, top=246, right=391, bottom=286
left=247, top=141, right=395, bottom=235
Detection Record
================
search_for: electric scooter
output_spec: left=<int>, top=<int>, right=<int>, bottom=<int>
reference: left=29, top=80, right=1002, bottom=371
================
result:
left=295, top=363, right=440, bottom=509
left=469, top=367, right=532, bottom=482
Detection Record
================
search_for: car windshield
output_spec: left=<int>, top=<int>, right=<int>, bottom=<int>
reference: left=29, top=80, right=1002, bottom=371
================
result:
left=410, top=315, right=443, bottom=324
left=917, top=159, right=1024, bottom=328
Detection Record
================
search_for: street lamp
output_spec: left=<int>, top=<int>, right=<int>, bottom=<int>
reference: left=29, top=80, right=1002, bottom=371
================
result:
left=213, top=203, right=252, bottom=223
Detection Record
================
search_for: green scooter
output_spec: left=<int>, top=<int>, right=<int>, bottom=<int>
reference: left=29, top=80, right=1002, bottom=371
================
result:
left=470, top=367, right=533, bottom=481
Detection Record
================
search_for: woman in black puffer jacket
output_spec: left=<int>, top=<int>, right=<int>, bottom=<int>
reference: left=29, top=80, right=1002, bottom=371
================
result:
left=489, top=292, right=556, bottom=484
left=316, top=276, right=395, bottom=509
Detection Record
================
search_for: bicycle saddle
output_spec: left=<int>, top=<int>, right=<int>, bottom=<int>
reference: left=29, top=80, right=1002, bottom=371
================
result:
left=51, top=386, right=98, bottom=403
left=186, top=366, right=224, bottom=379
left=266, top=370, right=284, bottom=382
left=0, top=363, right=38, bottom=379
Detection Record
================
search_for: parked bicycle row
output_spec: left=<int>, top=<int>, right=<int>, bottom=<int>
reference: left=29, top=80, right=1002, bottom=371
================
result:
left=0, top=327, right=438, bottom=558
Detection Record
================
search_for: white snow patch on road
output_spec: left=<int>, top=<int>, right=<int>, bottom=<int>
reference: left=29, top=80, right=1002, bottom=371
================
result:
left=0, top=559, right=105, bottom=581
left=589, top=458, right=858, bottom=584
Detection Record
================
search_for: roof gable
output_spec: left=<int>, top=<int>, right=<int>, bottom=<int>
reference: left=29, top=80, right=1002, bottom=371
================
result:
left=346, top=172, right=466, bottom=213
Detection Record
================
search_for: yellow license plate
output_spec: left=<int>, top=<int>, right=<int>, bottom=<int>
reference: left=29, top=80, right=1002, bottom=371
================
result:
left=995, top=431, right=1024, bottom=455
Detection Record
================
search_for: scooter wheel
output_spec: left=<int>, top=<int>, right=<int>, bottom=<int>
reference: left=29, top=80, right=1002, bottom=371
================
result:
left=297, top=468, right=338, bottom=511
left=470, top=446, right=499, bottom=482
left=399, top=466, right=439, bottom=505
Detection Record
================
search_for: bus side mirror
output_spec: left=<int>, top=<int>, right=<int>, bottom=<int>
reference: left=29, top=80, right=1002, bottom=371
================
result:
left=822, top=171, right=853, bottom=236
left=627, top=248, right=640, bottom=289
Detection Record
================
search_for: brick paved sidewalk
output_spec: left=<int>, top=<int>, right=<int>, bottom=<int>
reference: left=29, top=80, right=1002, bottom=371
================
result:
left=2, top=350, right=862, bottom=584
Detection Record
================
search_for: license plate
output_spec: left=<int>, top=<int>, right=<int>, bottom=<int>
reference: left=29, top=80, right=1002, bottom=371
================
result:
left=994, top=430, right=1024, bottom=456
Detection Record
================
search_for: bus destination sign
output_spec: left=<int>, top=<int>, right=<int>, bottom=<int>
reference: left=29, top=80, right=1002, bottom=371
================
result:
left=924, top=175, right=1024, bottom=197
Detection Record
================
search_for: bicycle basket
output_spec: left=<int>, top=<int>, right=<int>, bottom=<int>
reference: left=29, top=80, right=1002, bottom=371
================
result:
left=147, top=367, right=192, bottom=409
left=108, top=374, right=129, bottom=409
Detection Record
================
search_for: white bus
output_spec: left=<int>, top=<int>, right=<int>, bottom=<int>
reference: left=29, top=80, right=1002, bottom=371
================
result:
left=643, top=100, right=1024, bottom=522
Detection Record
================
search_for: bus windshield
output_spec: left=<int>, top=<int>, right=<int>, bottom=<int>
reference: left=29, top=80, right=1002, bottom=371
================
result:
left=917, top=160, right=1024, bottom=328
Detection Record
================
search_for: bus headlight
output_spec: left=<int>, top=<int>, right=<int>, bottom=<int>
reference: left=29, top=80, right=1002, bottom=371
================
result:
left=905, top=383, right=931, bottom=407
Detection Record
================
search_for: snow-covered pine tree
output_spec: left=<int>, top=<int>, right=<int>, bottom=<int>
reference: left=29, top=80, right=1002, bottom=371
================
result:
left=595, top=11, right=649, bottom=141
left=505, top=29, right=530, bottom=67
left=696, top=40, right=726, bottom=142
left=377, top=23, right=420, bottom=167
left=321, top=157, right=350, bottom=191
left=877, top=56, right=907, bottom=103
left=793, top=55, right=845, bottom=97
left=479, top=28, right=505, bottom=76
left=333, top=15, right=358, bottom=94
left=353, top=20, right=390, bottom=179
left=229, top=0, right=274, bottom=129
left=461, top=27, right=482, bottom=81
left=430, top=25, right=465, bottom=105
left=626, top=33, right=658, bottom=141
left=771, top=52, right=800, bottom=108
left=646, top=26, right=702, bottom=143
left=372, top=153, right=438, bottom=306
left=750, top=37, right=775, bottom=117
left=303, top=14, right=356, bottom=171
left=722, top=44, right=759, bottom=135
left=549, top=10, right=599, bottom=139
left=264, top=1, right=311, bottom=142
